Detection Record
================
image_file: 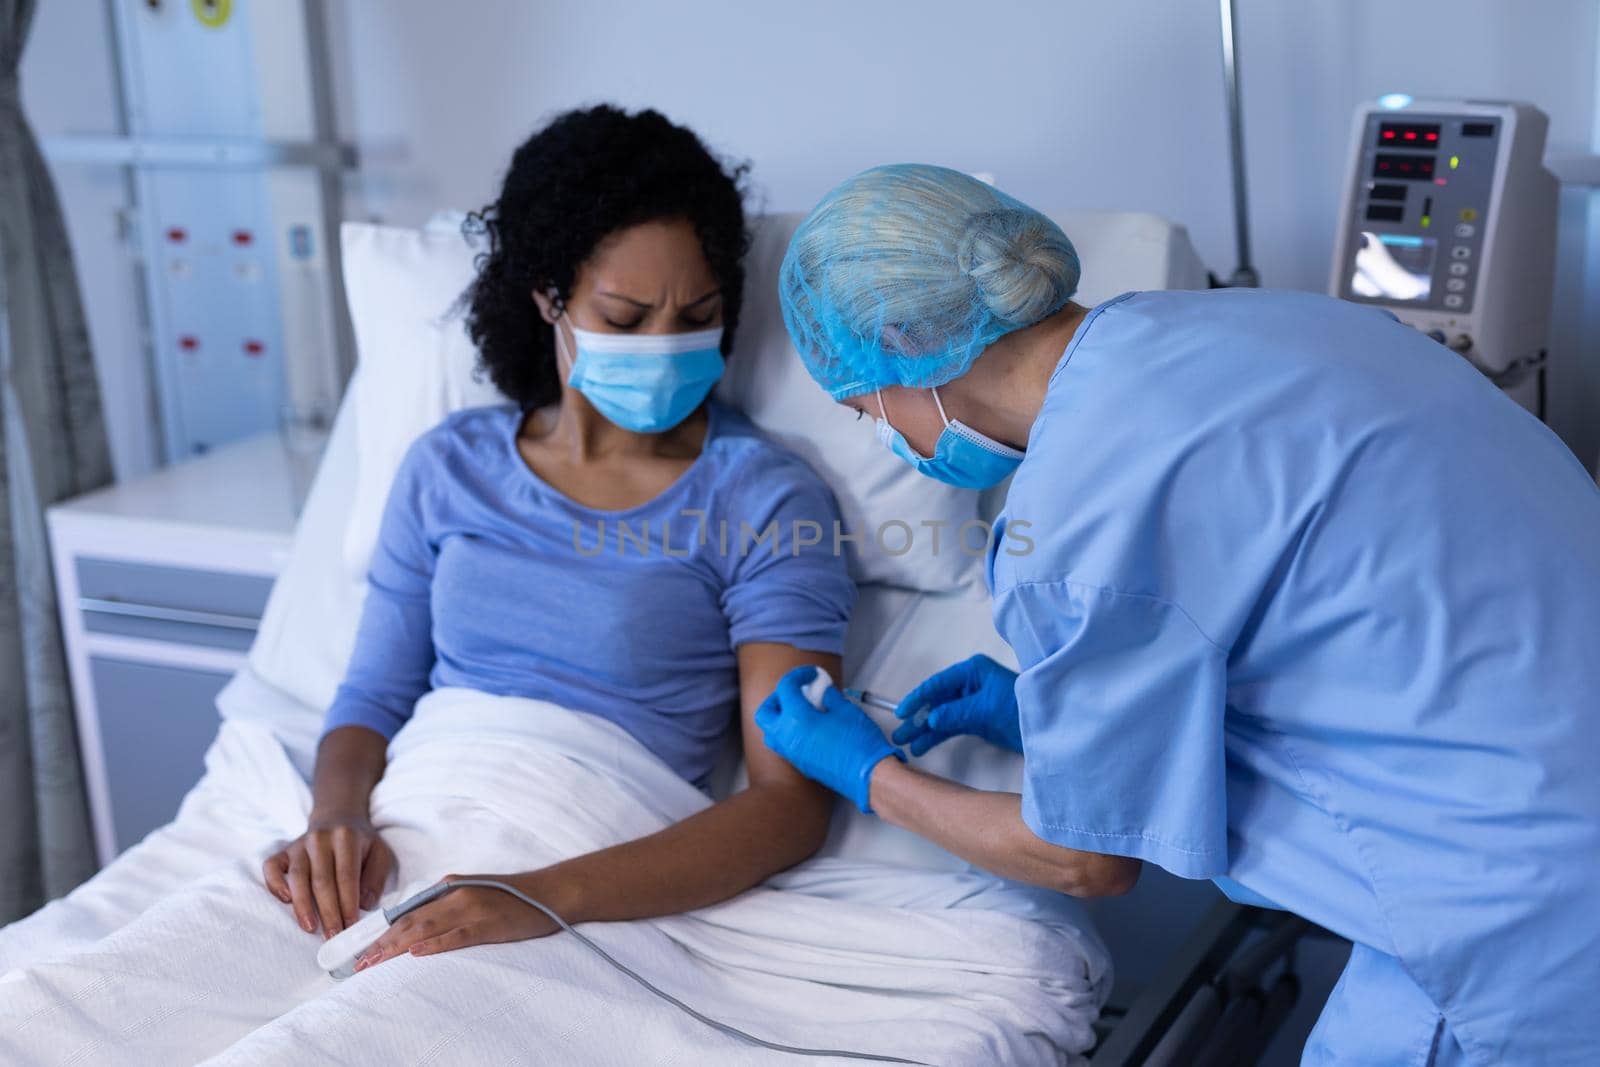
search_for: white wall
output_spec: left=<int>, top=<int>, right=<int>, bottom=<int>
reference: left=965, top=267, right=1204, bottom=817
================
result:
left=322, top=0, right=1600, bottom=465
left=328, top=0, right=1599, bottom=278
left=22, top=0, right=1600, bottom=476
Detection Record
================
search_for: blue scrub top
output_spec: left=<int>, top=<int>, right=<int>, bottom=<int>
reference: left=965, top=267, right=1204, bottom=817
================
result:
left=989, top=289, right=1600, bottom=1066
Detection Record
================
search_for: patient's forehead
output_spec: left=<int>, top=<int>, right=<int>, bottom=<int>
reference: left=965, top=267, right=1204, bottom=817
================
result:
left=577, top=219, right=717, bottom=305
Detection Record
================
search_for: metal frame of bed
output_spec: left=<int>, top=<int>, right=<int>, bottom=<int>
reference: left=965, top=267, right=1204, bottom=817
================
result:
left=1091, top=902, right=1332, bottom=1066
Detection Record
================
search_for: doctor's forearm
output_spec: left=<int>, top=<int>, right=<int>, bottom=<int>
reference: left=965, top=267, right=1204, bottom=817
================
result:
left=868, top=759, right=1140, bottom=897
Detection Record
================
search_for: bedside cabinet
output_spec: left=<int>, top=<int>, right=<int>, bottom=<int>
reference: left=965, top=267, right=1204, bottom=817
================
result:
left=47, top=432, right=318, bottom=866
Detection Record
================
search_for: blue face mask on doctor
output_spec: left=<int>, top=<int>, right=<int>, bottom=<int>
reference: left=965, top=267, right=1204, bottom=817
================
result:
left=874, top=387, right=1024, bottom=490
left=558, top=320, right=725, bottom=433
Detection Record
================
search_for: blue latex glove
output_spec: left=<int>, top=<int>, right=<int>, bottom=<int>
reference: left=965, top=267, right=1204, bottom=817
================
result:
left=755, top=666, right=905, bottom=813
left=891, top=654, right=1023, bottom=756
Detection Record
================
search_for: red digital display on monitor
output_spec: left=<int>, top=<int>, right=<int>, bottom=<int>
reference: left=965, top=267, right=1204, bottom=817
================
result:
left=1377, top=122, right=1442, bottom=148
left=1373, top=154, right=1436, bottom=181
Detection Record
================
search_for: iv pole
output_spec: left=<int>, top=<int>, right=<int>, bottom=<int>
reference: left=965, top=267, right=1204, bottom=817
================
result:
left=1219, top=0, right=1260, bottom=286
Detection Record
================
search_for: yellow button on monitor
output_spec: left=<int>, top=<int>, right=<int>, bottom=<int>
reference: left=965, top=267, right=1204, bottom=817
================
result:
left=1459, top=208, right=1478, bottom=222
left=192, top=0, right=233, bottom=29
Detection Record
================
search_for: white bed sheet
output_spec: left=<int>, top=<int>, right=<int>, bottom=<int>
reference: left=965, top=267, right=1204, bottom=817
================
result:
left=0, top=717, right=303, bottom=974
left=2, top=690, right=1107, bottom=1066
left=0, top=480, right=1106, bottom=993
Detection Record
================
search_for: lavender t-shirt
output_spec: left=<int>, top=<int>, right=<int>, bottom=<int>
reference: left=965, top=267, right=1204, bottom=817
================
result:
left=323, top=402, right=855, bottom=789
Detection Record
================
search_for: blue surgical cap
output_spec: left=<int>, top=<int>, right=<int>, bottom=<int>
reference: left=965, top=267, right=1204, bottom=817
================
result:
left=779, top=164, right=1081, bottom=401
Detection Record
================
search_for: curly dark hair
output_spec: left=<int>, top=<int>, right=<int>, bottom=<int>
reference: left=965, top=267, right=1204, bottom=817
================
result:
left=463, top=105, right=751, bottom=411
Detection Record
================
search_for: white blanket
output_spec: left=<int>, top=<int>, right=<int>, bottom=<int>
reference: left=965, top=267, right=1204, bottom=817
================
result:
left=0, top=690, right=1106, bottom=1065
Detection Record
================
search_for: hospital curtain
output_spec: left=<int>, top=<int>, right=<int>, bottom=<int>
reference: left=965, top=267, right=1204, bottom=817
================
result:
left=0, top=0, right=112, bottom=924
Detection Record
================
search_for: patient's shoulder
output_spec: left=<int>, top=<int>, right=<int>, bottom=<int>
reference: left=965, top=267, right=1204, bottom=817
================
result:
left=409, top=404, right=520, bottom=463
left=435, top=402, right=520, bottom=439
left=709, top=402, right=815, bottom=476
left=707, top=401, right=839, bottom=513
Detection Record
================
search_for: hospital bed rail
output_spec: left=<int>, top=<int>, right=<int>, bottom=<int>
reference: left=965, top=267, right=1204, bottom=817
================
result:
left=1089, top=901, right=1317, bottom=1066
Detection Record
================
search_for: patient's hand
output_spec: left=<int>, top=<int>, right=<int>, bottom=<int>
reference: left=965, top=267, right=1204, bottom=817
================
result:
left=262, top=815, right=395, bottom=939
left=350, top=871, right=571, bottom=972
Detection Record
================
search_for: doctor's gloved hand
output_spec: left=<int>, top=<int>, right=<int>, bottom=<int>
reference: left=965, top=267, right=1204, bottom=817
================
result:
left=755, top=666, right=905, bottom=814
left=892, top=654, right=1022, bottom=756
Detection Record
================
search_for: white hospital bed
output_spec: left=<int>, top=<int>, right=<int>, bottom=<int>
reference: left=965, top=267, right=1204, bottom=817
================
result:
left=4, top=208, right=1320, bottom=1063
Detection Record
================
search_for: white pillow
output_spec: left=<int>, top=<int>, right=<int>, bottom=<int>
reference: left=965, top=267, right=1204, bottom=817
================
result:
left=246, top=381, right=368, bottom=717
left=716, top=214, right=984, bottom=592
left=338, top=219, right=503, bottom=580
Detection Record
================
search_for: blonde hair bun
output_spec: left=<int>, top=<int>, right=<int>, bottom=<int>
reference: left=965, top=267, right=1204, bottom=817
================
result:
left=956, top=208, right=1081, bottom=325
left=779, top=163, right=1081, bottom=400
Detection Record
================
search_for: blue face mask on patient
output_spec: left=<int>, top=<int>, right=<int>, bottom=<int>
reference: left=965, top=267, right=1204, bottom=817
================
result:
left=559, top=322, right=725, bottom=433
left=874, top=388, right=1024, bottom=490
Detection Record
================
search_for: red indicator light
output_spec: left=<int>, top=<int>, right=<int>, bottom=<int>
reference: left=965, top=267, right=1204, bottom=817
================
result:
left=1434, top=178, right=1447, bottom=185
left=178, top=335, right=199, bottom=351
left=1382, top=131, right=1395, bottom=139
left=166, top=227, right=187, bottom=243
left=1425, top=132, right=1438, bottom=141
left=1403, top=131, right=1417, bottom=140
left=232, top=229, right=254, bottom=246
left=243, top=340, right=264, bottom=356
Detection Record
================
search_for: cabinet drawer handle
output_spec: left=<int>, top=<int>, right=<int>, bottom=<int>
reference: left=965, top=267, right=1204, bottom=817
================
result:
left=80, top=597, right=261, bottom=632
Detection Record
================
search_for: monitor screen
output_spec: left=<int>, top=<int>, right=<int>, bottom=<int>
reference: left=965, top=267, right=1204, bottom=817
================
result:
left=1350, top=232, right=1436, bottom=302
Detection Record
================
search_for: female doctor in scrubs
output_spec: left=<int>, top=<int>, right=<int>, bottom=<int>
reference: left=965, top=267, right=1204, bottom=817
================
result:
left=756, top=164, right=1600, bottom=1067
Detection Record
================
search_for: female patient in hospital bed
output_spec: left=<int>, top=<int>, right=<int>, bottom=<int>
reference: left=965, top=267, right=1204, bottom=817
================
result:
left=0, top=107, right=1105, bottom=1066
left=259, top=102, right=853, bottom=970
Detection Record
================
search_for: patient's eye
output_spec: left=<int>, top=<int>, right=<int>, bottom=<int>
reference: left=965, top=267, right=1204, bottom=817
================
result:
left=603, top=318, right=644, bottom=331
left=681, top=313, right=716, bottom=328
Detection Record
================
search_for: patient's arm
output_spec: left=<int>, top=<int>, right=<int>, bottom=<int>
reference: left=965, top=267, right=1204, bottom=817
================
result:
left=351, top=642, right=838, bottom=967
left=264, top=438, right=438, bottom=937
left=869, top=761, right=1141, bottom=898
left=535, top=641, right=839, bottom=914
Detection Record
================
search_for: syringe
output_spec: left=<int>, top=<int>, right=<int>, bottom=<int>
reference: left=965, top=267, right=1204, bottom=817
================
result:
left=843, top=687, right=933, bottom=732
left=841, top=687, right=899, bottom=713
